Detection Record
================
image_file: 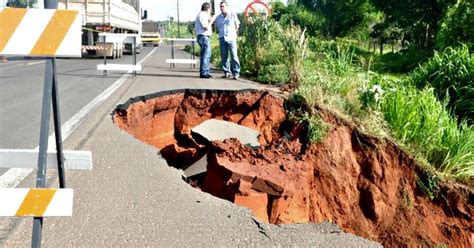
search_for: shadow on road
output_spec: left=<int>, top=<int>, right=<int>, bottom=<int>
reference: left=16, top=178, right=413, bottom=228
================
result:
left=137, top=73, right=199, bottom=79
left=57, top=72, right=124, bottom=79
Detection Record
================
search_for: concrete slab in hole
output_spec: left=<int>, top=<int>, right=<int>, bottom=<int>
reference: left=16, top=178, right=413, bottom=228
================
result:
left=192, top=119, right=260, bottom=148
left=183, top=154, right=207, bottom=178
left=184, top=119, right=260, bottom=178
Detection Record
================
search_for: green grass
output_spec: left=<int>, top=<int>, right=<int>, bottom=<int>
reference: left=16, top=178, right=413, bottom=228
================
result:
left=372, top=47, right=431, bottom=73
left=408, top=45, right=474, bottom=125
left=380, top=85, right=474, bottom=182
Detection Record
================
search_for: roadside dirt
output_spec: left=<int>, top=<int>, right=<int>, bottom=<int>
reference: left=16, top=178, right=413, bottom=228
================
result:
left=114, top=89, right=473, bottom=247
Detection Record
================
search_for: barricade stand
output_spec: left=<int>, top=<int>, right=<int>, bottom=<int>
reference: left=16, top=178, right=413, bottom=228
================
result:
left=97, top=33, right=141, bottom=77
left=165, top=38, right=197, bottom=69
left=0, top=3, right=92, bottom=247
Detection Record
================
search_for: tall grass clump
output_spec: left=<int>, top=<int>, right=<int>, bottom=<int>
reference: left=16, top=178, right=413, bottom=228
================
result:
left=239, top=18, right=281, bottom=78
left=380, top=85, right=474, bottom=182
left=408, top=45, right=474, bottom=125
left=279, top=22, right=308, bottom=86
left=322, top=43, right=356, bottom=76
left=297, top=41, right=367, bottom=119
left=240, top=18, right=311, bottom=85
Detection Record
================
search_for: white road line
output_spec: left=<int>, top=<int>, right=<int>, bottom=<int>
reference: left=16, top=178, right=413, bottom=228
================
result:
left=26, top=61, right=45, bottom=66
left=0, top=48, right=157, bottom=188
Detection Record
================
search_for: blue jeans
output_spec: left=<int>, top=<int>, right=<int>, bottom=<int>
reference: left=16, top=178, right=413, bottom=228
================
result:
left=197, top=35, right=211, bottom=76
left=219, top=37, right=240, bottom=76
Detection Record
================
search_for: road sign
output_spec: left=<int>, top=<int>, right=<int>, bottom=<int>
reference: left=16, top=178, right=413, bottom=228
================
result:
left=244, top=0, right=271, bottom=19
left=0, top=8, right=81, bottom=57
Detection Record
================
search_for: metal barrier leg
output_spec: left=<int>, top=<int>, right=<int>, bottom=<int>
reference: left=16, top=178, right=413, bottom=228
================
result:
left=171, top=40, right=175, bottom=68
left=103, top=54, right=107, bottom=77
left=32, top=58, right=54, bottom=248
left=133, top=37, right=137, bottom=77
left=192, top=40, right=196, bottom=69
left=51, top=58, right=66, bottom=188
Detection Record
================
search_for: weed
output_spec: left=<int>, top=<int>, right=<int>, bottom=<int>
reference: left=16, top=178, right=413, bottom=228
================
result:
left=416, top=174, right=440, bottom=200
left=401, top=189, right=413, bottom=209
left=290, top=112, right=330, bottom=143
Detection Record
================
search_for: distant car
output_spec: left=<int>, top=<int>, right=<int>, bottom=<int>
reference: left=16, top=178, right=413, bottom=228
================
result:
left=124, top=43, right=141, bottom=55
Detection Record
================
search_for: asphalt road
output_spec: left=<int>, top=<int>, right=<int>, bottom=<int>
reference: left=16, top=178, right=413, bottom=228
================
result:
left=0, top=47, right=154, bottom=149
left=0, top=47, right=156, bottom=179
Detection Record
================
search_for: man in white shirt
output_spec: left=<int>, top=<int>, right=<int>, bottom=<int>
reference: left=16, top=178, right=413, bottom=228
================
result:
left=195, top=2, right=216, bottom=78
left=215, top=1, right=240, bottom=80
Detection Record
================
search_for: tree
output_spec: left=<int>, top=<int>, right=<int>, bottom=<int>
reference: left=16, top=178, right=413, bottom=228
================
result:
left=297, top=0, right=370, bottom=37
left=370, top=21, right=402, bottom=53
left=370, top=0, right=457, bottom=49
left=6, top=0, right=38, bottom=8
left=436, top=0, right=474, bottom=50
left=271, top=1, right=324, bottom=37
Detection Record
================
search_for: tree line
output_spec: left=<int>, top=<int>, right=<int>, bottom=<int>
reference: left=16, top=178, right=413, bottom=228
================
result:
left=273, top=0, right=473, bottom=52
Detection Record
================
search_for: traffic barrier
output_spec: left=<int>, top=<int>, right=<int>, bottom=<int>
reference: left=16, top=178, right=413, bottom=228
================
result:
left=1, top=7, right=90, bottom=247
left=165, top=59, right=197, bottom=64
left=0, top=188, right=73, bottom=217
left=0, top=149, right=92, bottom=170
left=97, top=33, right=140, bottom=76
left=0, top=8, right=81, bottom=57
left=97, top=63, right=142, bottom=72
left=82, top=45, right=106, bottom=52
left=166, top=38, right=197, bottom=69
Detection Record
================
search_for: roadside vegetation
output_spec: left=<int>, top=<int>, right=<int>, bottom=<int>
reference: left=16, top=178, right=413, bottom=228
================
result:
left=234, top=0, right=473, bottom=184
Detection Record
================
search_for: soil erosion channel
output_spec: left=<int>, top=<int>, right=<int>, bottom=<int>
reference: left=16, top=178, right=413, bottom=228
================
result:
left=113, top=89, right=473, bottom=247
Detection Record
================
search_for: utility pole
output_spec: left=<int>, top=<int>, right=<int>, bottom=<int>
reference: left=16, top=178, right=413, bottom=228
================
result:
left=176, top=0, right=180, bottom=38
left=210, top=0, right=215, bottom=32
left=210, top=0, right=215, bottom=15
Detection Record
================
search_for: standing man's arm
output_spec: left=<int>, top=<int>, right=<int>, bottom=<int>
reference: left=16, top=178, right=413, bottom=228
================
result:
left=200, top=14, right=216, bottom=31
left=234, top=13, right=240, bottom=35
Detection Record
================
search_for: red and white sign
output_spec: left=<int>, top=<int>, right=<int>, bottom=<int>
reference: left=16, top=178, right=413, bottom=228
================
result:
left=244, top=0, right=271, bottom=19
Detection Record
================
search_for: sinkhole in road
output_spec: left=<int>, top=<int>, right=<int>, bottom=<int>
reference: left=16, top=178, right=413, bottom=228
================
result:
left=113, top=89, right=473, bottom=247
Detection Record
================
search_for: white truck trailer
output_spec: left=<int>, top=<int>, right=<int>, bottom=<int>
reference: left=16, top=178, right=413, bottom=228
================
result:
left=58, top=0, right=141, bottom=58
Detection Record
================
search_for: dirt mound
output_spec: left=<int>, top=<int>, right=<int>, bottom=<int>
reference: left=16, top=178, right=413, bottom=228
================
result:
left=113, top=89, right=473, bottom=247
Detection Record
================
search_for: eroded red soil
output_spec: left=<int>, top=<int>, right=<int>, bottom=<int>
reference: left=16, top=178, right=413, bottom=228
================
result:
left=114, top=89, right=473, bottom=247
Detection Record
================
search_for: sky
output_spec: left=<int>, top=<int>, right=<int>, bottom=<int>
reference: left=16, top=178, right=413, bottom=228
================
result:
left=0, top=1, right=285, bottom=21
left=141, top=0, right=284, bottom=22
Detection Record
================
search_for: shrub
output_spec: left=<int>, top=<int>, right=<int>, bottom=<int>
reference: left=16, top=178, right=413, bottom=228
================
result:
left=256, top=64, right=289, bottom=84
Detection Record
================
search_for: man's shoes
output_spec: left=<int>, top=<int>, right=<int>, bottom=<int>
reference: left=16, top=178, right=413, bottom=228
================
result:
left=232, top=75, right=239, bottom=80
left=200, top=74, right=214, bottom=78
